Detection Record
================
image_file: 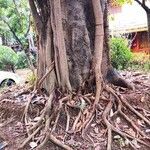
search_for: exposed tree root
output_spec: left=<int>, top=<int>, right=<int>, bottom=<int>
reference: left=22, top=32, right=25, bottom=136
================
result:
left=19, top=85, right=150, bottom=150
left=106, top=68, right=134, bottom=90
left=19, top=125, right=43, bottom=149
left=48, top=134, right=73, bottom=150
left=37, top=61, right=54, bottom=93
left=102, top=101, right=113, bottom=150
left=120, top=97, right=150, bottom=126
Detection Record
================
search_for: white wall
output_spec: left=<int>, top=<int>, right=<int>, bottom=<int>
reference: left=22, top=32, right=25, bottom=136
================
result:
left=109, top=1, right=150, bottom=34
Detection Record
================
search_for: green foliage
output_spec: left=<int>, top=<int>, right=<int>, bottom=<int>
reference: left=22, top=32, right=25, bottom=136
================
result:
left=110, top=37, right=132, bottom=70
left=111, top=0, right=132, bottom=6
left=26, top=72, right=36, bottom=86
left=0, top=45, right=18, bottom=70
left=16, top=51, right=29, bottom=69
left=0, top=0, right=30, bottom=45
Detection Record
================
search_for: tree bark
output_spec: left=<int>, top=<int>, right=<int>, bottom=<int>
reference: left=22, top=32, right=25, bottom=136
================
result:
left=147, top=12, right=150, bottom=41
left=29, top=0, right=129, bottom=93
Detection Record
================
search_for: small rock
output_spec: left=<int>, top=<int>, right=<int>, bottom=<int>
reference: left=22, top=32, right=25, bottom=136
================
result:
left=113, top=135, right=121, bottom=139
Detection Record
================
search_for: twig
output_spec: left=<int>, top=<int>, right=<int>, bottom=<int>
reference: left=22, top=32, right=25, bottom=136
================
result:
left=72, top=111, right=81, bottom=132
left=52, top=96, right=69, bottom=132
left=116, top=99, right=147, bottom=138
left=19, top=125, right=43, bottom=149
left=102, top=101, right=113, bottom=150
left=36, top=115, right=51, bottom=149
left=120, top=97, right=150, bottom=126
left=65, top=105, right=70, bottom=132
left=49, top=134, right=73, bottom=150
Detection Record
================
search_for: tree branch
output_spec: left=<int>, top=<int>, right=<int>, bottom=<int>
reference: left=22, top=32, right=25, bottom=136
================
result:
left=92, top=0, right=104, bottom=106
left=28, top=0, right=42, bottom=32
left=2, top=19, right=23, bottom=47
left=135, top=0, right=150, bottom=12
left=12, top=0, right=22, bottom=28
left=24, top=13, right=31, bottom=38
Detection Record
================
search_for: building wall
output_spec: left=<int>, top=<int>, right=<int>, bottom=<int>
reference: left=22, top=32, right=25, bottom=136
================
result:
left=109, top=1, right=149, bottom=34
left=131, top=31, right=150, bottom=54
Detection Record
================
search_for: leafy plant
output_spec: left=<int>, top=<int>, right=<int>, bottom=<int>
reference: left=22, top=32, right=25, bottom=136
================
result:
left=110, top=37, right=132, bottom=70
left=0, top=45, right=18, bottom=71
left=26, top=72, right=36, bottom=86
left=0, top=0, right=30, bottom=46
left=16, top=51, right=29, bottom=69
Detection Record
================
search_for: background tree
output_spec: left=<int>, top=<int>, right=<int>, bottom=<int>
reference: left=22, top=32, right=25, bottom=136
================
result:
left=0, top=0, right=30, bottom=47
left=134, top=0, right=150, bottom=40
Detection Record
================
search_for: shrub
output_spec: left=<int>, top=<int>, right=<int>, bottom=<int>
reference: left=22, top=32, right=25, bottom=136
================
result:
left=110, top=37, right=132, bottom=70
left=0, top=45, right=18, bottom=71
left=16, top=51, right=29, bottom=69
left=26, top=72, right=36, bottom=86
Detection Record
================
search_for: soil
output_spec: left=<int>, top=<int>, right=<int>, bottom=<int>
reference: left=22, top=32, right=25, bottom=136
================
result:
left=0, top=70, right=149, bottom=150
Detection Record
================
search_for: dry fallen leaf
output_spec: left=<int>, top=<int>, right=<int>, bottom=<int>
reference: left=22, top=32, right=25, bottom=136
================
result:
left=29, top=141, right=37, bottom=149
left=33, top=117, right=41, bottom=122
left=91, top=123, right=96, bottom=127
left=137, top=119, right=145, bottom=127
left=94, top=127, right=99, bottom=134
left=131, top=139, right=141, bottom=149
left=145, top=129, right=150, bottom=133
left=113, top=135, right=121, bottom=139
left=116, top=117, right=121, bottom=124
left=125, top=128, right=136, bottom=137
left=110, top=109, right=114, bottom=117
left=140, top=96, right=145, bottom=102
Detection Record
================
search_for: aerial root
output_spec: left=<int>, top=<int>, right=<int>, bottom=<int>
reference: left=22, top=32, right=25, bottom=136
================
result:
left=102, top=86, right=150, bottom=150
left=20, top=87, right=150, bottom=149
left=65, top=105, right=70, bottom=132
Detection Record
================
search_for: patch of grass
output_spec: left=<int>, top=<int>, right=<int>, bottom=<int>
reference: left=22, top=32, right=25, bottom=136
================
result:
left=110, top=37, right=133, bottom=70
left=128, top=53, right=150, bottom=72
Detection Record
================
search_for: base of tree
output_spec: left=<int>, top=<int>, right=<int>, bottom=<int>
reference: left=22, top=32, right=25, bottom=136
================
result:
left=0, top=74, right=149, bottom=150
left=106, top=68, right=134, bottom=90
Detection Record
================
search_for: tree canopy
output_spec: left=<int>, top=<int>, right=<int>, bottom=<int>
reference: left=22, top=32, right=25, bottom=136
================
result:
left=0, top=0, right=30, bottom=46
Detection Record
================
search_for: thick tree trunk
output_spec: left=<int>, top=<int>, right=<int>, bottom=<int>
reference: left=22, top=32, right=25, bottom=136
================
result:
left=20, top=1, right=142, bottom=149
left=30, top=0, right=130, bottom=93
left=51, top=0, right=109, bottom=91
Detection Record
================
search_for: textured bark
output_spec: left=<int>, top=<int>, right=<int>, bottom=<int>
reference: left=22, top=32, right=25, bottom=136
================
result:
left=29, top=0, right=112, bottom=92
left=147, top=12, right=150, bottom=41
left=92, top=0, right=104, bottom=106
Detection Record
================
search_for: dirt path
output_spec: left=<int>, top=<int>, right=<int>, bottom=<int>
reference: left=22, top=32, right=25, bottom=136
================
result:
left=16, top=69, right=32, bottom=83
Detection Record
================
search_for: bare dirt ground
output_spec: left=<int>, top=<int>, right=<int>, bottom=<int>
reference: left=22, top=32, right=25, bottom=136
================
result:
left=0, top=70, right=149, bottom=150
left=16, top=69, right=32, bottom=84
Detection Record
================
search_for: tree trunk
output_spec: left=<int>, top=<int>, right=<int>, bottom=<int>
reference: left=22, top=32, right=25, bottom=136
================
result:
left=147, top=12, right=150, bottom=41
left=31, top=0, right=107, bottom=92
left=20, top=1, right=149, bottom=149
left=29, top=0, right=131, bottom=93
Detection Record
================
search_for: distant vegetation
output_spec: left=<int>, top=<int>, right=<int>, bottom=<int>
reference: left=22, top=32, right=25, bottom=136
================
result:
left=110, top=37, right=150, bottom=72
left=110, top=37, right=132, bottom=70
left=0, top=45, right=29, bottom=71
left=0, top=45, right=18, bottom=71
